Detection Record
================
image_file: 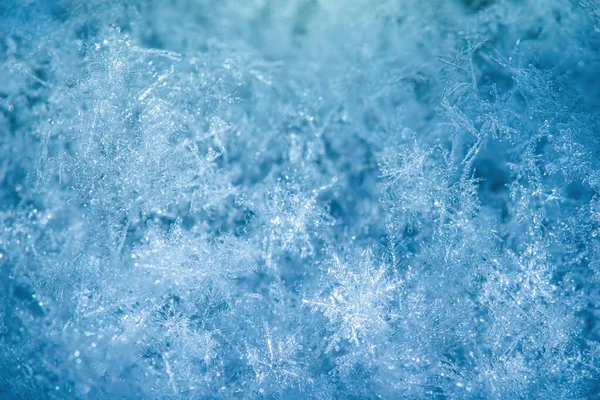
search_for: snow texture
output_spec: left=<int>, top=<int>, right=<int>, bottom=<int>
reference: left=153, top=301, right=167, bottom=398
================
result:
left=1, top=0, right=600, bottom=398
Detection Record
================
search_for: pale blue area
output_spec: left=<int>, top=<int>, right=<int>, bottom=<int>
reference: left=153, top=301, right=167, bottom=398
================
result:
left=1, top=0, right=600, bottom=398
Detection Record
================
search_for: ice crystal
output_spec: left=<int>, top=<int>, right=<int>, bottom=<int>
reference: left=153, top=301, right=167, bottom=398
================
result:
left=1, top=0, right=600, bottom=398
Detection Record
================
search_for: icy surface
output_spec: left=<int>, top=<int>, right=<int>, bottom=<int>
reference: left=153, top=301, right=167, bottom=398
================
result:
left=1, top=0, right=600, bottom=398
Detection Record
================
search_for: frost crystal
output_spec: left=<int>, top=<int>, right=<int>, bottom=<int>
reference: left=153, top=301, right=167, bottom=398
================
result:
left=1, top=0, right=600, bottom=398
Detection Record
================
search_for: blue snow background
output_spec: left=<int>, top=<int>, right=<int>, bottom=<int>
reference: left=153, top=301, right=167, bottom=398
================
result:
left=1, top=0, right=600, bottom=398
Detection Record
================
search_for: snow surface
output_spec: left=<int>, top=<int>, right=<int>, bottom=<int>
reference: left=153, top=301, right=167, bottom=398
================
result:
left=1, top=0, right=600, bottom=398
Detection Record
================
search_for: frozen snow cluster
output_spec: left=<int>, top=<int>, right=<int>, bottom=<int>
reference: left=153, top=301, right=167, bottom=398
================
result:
left=1, top=0, right=600, bottom=398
